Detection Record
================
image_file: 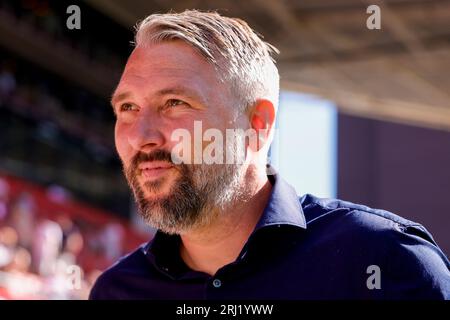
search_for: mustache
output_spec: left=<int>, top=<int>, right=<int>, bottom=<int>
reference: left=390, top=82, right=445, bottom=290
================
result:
left=133, top=149, right=173, bottom=166
left=127, top=149, right=185, bottom=176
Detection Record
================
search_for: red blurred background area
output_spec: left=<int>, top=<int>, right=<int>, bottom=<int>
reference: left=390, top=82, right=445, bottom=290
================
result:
left=0, top=175, right=147, bottom=299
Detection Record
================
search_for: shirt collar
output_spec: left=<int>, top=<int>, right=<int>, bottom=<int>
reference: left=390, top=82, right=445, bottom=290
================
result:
left=252, top=165, right=307, bottom=231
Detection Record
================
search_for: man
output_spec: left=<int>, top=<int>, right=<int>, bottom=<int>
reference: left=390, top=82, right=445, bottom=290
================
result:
left=90, top=10, right=449, bottom=299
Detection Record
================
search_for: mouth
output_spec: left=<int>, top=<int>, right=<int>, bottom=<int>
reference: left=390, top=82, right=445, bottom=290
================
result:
left=138, top=161, right=174, bottom=180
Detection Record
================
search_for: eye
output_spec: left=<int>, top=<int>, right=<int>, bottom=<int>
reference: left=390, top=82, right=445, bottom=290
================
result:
left=166, top=99, right=187, bottom=108
left=118, top=103, right=138, bottom=112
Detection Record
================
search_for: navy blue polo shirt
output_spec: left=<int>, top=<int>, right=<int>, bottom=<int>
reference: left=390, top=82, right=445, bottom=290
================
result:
left=90, top=173, right=450, bottom=300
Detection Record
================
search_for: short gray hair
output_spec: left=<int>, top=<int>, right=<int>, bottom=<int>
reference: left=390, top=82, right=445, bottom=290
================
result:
left=134, top=10, right=280, bottom=112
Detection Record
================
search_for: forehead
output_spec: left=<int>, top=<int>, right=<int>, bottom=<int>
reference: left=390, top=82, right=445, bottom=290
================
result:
left=114, top=41, right=223, bottom=101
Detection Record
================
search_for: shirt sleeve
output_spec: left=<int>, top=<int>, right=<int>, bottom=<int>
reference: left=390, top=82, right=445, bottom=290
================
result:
left=382, top=222, right=450, bottom=299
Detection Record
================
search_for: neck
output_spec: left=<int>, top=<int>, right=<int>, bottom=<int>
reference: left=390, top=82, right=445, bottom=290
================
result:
left=179, top=166, right=272, bottom=276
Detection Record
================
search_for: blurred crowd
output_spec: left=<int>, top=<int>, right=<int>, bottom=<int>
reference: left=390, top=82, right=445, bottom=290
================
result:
left=0, top=176, right=144, bottom=300
left=0, top=0, right=134, bottom=216
left=0, top=52, right=132, bottom=215
left=0, top=0, right=130, bottom=70
left=0, top=56, right=115, bottom=160
left=0, top=0, right=149, bottom=299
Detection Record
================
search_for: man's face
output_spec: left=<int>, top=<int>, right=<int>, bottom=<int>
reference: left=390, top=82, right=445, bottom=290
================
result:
left=112, top=41, right=248, bottom=234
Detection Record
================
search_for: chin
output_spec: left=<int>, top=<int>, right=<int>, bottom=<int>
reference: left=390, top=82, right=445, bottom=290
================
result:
left=140, top=175, right=175, bottom=197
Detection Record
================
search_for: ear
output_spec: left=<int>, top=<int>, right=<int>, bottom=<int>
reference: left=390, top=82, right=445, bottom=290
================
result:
left=249, top=99, right=275, bottom=151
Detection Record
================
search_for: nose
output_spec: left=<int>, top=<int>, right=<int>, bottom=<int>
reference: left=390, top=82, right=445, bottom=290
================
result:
left=127, top=113, right=166, bottom=154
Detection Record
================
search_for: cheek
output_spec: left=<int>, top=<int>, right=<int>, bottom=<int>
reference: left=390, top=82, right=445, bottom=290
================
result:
left=114, top=123, right=132, bottom=164
left=165, top=118, right=196, bottom=142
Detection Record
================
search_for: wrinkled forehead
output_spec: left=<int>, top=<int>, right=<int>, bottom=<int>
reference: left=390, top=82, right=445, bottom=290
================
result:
left=124, top=42, right=218, bottom=81
left=116, top=42, right=228, bottom=100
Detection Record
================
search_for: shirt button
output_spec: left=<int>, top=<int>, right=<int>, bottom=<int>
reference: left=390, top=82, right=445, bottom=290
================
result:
left=212, top=279, right=222, bottom=288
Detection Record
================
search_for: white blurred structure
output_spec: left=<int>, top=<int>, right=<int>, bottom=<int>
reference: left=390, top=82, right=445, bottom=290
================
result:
left=270, top=91, right=337, bottom=198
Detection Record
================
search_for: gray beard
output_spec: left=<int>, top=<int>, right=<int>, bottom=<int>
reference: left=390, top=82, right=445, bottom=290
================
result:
left=125, top=153, right=245, bottom=235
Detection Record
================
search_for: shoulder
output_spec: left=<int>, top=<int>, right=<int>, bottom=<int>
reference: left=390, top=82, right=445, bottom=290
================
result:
left=88, top=243, right=150, bottom=300
left=301, top=193, right=415, bottom=227
left=299, top=194, right=450, bottom=299
left=299, top=193, right=446, bottom=254
left=300, top=193, right=440, bottom=242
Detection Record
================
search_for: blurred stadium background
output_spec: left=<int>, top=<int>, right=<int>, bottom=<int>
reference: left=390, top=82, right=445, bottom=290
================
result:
left=0, top=0, right=449, bottom=299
